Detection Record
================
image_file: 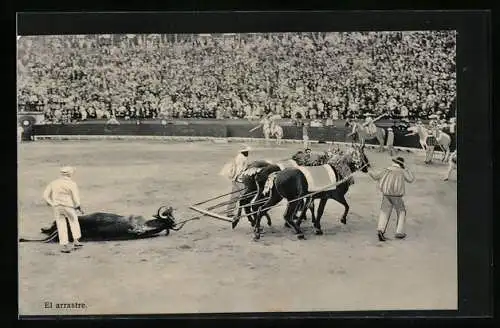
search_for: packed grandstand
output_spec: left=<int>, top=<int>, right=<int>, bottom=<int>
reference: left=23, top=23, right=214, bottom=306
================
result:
left=17, top=32, right=457, bottom=124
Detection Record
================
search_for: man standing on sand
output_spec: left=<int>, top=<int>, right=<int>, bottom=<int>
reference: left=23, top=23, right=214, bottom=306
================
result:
left=302, top=122, right=310, bottom=149
left=444, top=149, right=457, bottom=181
left=219, top=145, right=251, bottom=218
left=43, top=166, right=84, bottom=253
left=386, top=127, right=395, bottom=156
left=367, top=157, right=415, bottom=242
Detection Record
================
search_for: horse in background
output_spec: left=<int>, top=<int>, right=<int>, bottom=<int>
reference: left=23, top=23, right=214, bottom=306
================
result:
left=263, top=122, right=284, bottom=145
left=345, top=120, right=386, bottom=151
left=406, top=125, right=451, bottom=163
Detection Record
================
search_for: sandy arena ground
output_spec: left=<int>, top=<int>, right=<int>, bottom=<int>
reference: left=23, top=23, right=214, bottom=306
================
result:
left=18, top=140, right=457, bottom=315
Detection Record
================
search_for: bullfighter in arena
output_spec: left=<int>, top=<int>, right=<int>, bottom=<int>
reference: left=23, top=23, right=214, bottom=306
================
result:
left=367, top=157, right=415, bottom=242
left=219, top=145, right=251, bottom=218
left=43, top=166, right=84, bottom=253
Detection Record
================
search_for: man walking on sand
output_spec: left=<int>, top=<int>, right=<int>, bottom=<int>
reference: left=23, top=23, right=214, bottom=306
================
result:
left=219, top=145, right=251, bottom=218
left=43, top=166, right=84, bottom=253
left=367, top=157, right=415, bottom=242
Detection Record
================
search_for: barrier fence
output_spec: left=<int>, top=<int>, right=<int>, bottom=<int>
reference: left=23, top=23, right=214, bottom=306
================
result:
left=27, top=121, right=451, bottom=150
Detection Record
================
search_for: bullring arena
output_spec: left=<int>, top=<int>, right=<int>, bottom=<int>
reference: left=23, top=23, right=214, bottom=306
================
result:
left=18, top=137, right=457, bottom=315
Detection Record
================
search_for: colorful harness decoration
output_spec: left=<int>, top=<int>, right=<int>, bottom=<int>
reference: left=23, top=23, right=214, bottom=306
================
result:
left=297, top=164, right=338, bottom=192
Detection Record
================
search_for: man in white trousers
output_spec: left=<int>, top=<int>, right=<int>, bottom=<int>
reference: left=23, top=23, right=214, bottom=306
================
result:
left=43, top=166, right=84, bottom=253
left=221, top=145, right=251, bottom=218
left=444, top=150, right=457, bottom=181
left=367, top=157, right=415, bottom=242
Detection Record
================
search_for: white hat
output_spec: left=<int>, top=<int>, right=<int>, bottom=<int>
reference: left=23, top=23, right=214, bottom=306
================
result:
left=428, top=114, right=438, bottom=119
left=60, top=166, right=75, bottom=176
left=240, top=145, right=251, bottom=153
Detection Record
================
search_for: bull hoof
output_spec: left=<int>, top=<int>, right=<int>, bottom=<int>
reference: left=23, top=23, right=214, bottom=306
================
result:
left=297, top=233, right=306, bottom=240
left=284, top=222, right=292, bottom=228
left=267, top=220, right=272, bottom=227
left=340, top=218, right=347, bottom=224
left=315, top=229, right=323, bottom=235
left=164, top=229, right=170, bottom=236
left=253, top=234, right=261, bottom=241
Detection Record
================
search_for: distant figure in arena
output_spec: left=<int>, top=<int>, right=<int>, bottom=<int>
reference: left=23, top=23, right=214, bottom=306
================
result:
left=386, top=127, right=395, bottom=156
left=448, top=117, right=456, bottom=151
left=43, top=166, right=84, bottom=253
left=444, top=150, right=457, bottom=181
left=368, top=157, right=415, bottom=242
left=364, top=113, right=377, bottom=135
left=260, top=114, right=271, bottom=141
left=219, top=145, right=251, bottom=218
left=302, top=122, right=310, bottom=149
left=17, top=124, right=24, bottom=142
left=106, top=116, right=120, bottom=125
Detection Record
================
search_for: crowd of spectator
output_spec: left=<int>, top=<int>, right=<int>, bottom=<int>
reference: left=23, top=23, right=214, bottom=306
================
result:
left=17, top=32, right=457, bottom=124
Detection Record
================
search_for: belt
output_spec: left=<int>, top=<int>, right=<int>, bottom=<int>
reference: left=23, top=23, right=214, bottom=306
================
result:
left=54, top=204, right=77, bottom=209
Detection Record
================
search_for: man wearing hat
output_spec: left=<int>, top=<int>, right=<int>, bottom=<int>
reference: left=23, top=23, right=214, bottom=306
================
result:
left=363, top=113, right=377, bottom=135
left=367, top=157, right=415, bottom=241
left=428, top=114, right=440, bottom=139
left=222, top=145, right=251, bottom=218
left=43, top=166, right=84, bottom=253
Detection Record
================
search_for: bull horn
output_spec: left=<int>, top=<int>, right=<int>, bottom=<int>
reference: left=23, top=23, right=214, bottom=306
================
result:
left=157, top=206, right=171, bottom=219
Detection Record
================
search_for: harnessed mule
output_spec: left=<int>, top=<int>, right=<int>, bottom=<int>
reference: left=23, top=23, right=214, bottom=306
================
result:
left=252, top=145, right=370, bottom=240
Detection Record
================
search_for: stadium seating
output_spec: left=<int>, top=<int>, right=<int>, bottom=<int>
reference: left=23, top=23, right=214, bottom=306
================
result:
left=17, top=32, right=456, bottom=124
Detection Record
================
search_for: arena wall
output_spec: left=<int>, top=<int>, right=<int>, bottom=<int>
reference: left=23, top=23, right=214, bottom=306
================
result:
left=30, top=121, right=431, bottom=149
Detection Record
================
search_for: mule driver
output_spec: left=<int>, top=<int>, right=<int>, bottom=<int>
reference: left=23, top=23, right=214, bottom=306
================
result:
left=363, top=113, right=377, bottom=135
left=219, top=145, right=251, bottom=218
left=368, top=157, right=415, bottom=242
left=43, top=166, right=84, bottom=253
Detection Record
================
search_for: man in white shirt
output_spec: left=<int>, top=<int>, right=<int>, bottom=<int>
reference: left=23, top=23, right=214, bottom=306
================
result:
left=17, top=124, right=24, bottom=142
left=225, top=146, right=251, bottom=218
left=43, top=166, right=84, bottom=253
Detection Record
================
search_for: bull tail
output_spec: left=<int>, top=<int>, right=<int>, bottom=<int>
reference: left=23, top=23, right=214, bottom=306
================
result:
left=19, top=230, right=58, bottom=243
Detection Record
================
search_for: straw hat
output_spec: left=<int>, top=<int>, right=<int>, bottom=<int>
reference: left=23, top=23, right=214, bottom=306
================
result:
left=240, top=145, right=251, bottom=153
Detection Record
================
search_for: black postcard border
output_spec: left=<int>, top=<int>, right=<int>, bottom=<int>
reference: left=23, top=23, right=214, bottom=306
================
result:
left=13, top=10, right=493, bottom=321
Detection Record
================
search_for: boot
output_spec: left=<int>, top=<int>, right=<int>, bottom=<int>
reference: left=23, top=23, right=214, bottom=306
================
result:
left=377, top=230, right=387, bottom=242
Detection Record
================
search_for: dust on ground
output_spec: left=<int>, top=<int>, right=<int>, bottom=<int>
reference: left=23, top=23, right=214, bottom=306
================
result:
left=18, top=140, right=457, bottom=315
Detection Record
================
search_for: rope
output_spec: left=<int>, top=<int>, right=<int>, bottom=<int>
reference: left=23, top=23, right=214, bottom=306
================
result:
left=242, top=162, right=369, bottom=218
left=171, top=217, right=200, bottom=231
